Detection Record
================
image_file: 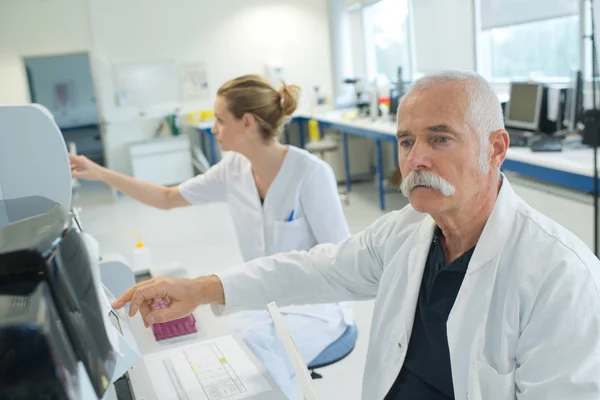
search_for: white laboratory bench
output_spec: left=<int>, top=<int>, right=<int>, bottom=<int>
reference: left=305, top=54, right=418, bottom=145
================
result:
left=113, top=261, right=286, bottom=399
left=126, top=304, right=286, bottom=400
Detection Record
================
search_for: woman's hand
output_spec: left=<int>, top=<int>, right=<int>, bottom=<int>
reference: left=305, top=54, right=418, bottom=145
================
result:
left=69, top=154, right=105, bottom=181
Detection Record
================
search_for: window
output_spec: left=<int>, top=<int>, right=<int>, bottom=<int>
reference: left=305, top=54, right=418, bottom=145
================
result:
left=478, top=15, right=580, bottom=81
left=362, top=0, right=412, bottom=84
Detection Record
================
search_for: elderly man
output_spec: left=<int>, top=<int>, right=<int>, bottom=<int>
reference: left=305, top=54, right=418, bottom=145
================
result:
left=114, top=71, right=600, bottom=399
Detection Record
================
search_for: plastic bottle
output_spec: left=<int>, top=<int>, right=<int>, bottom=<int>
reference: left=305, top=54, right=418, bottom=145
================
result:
left=308, top=119, right=321, bottom=142
left=127, top=231, right=153, bottom=272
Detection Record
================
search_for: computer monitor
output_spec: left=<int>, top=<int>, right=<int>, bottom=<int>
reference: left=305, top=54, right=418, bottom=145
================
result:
left=505, top=82, right=544, bottom=131
left=564, top=70, right=584, bottom=131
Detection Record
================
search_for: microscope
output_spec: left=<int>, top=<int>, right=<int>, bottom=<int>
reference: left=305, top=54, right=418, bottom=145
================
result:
left=343, top=78, right=371, bottom=117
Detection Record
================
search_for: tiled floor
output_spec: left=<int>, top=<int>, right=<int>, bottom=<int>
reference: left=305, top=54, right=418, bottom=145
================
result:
left=73, top=178, right=409, bottom=399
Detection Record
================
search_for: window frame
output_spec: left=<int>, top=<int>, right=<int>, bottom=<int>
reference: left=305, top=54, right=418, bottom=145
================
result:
left=360, top=0, right=416, bottom=83
left=474, top=1, right=581, bottom=84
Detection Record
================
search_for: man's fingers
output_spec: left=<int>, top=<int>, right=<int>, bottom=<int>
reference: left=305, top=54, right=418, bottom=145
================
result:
left=112, top=279, right=156, bottom=309
left=129, top=282, right=169, bottom=317
left=112, top=288, right=134, bottom=310
left=112, top=287, right=136, bottom=310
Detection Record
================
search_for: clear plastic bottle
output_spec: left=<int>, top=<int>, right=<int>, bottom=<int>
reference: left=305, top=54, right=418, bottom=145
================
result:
left=127, top=231, right=153, bottom=272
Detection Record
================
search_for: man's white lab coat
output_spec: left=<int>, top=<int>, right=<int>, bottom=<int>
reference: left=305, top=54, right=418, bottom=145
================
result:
left=214, top=177, right=600, bottom=399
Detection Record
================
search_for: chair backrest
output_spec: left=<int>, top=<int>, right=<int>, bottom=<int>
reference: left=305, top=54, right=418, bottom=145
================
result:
left=307, top=324, right=358, bottom=369
left=0, top=104, right=71, bottom=209
left=267, top=302, right=319, bottom=400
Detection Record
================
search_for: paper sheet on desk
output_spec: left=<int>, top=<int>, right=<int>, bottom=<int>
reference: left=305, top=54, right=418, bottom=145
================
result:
left=144, top=335, right=272, bottom=400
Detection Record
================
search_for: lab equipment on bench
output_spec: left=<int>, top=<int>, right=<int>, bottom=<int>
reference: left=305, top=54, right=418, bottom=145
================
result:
left=505, top=82, right=545, bottom=132
left=505, top=81, right=564, bottom=151
left=389, top=66, right=407, bottom=121
left=0, top=195, right=141, bottom=399
left=564, top=70, right=584, bottom=133
left=0, top=105, right=141, bottom=399
left=0, top=104, right=287, bottom=400
left=343, top=77, right=370, bottom=117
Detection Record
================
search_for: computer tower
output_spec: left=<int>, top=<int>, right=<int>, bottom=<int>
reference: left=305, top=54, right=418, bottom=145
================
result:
left=538, top=86, right=555, bottom=134
left=583, top=109, right=600, bottom=147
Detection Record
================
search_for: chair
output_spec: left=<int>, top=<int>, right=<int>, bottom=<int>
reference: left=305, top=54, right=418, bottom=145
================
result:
left=307, top=324, right=358, bottom=379
left=305, top=137, right=350, bottom=205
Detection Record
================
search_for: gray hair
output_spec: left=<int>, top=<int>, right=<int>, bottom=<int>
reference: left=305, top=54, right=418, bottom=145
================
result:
left=399, top=70, right=505, bottom=173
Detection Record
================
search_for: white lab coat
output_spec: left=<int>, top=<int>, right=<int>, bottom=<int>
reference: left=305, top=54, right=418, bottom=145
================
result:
left=214, top=176, right=600, bottom=400
left=178, top=146, right=353, bottom=398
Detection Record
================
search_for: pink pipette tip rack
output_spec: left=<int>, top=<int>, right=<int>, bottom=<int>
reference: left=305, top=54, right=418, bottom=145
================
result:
left=151, top=300, right=197, bottom=341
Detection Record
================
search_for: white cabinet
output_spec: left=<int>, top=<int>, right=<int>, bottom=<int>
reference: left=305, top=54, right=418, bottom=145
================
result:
left=129, top=136, right=194, bottom=185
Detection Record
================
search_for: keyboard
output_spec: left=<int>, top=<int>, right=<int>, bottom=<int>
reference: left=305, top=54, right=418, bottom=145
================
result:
left=507, top=129, right=531, bottom=147
left=530, top=138, right=563, bottom=152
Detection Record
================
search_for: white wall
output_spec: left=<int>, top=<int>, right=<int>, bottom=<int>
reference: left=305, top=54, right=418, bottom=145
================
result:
left=0, top=0, right=92, bottom=105
left=348, top=10, right=368, bottom=83
left=328, top=0, right=357, bottom=105
left=412, top=0, right=476, bottom=74
left=0, top=57, right=30, bottom=105
left=84, top=0, right=335, bottom=174
left=88, top=0, right=333, bottom=118
left=1, top=0, right=334, bottom=174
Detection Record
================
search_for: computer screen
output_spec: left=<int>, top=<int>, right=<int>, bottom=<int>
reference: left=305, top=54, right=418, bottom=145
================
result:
left=505, top=82, right=543, bottom=131
left=565, top=70, right=583, bottom=131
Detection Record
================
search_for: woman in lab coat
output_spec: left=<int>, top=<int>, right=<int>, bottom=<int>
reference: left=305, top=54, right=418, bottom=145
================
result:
left=70, top=75, right=353, bottom=399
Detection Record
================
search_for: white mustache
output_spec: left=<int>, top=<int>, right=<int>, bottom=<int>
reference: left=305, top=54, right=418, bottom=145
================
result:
left=400, top=170, right=456, bottom=197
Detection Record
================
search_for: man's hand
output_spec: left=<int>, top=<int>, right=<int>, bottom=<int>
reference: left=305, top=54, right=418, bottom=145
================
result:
left=112, top=276, right=223, bottom=327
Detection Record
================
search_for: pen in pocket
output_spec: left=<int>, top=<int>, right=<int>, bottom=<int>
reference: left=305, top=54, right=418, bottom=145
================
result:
left=287, top=210, right=295, bottom=222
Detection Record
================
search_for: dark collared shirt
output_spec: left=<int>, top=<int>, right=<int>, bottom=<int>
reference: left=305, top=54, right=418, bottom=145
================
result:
left=385, top=227, right=475, bottom=399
